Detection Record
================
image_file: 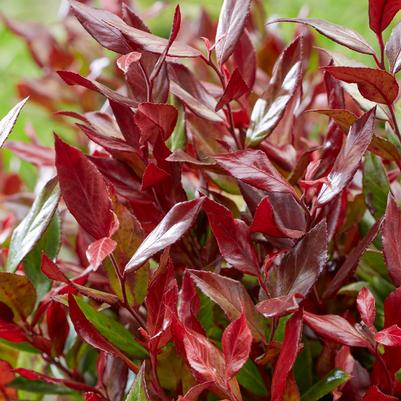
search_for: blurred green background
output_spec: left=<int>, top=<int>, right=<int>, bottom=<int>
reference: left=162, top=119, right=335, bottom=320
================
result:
left=0, top=0, right=377, bottom=149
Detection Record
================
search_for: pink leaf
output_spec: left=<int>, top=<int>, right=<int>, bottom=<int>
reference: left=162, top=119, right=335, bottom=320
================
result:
left=256, top=295, right=300, bottom=319
left=86, top=237, right=117, bottom=271
left=356, top=287, right=376, bottom=328
left=375, top=324, right=401, bottom=346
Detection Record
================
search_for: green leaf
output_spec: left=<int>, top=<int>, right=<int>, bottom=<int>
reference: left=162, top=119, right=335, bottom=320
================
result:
left=75, top=297, right=148, bottom=359
left=301, top=369, right=349, bottom=401
left=363, top=153, right=390, bottom=218
left=6, top=177, right=60, bottom=272
left=23, top=214, right=61, bottom=301
left=126, top=362, right=150, bottom=401
left=237, top=359, right=267, bottom=396
left=10, top=377, right=73, bottom=395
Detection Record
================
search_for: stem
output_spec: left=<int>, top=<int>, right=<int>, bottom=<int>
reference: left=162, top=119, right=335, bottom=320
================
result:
left=150, top=352, right=169, bottom=401
left=376, top=33, right=386, bottom=70
left=388, top=103, right=401, bottom=144
left=138, top=62, right=152, bottom=102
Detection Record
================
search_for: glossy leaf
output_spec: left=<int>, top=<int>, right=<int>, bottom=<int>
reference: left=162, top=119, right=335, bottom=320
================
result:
left=55, top=135, right=115, bottom=240
left=256, top=295, right=300, bottom=319
left=222, top=310, right=252, bottom=380
left=271, top=310, right=303, bottom=401
left=361, top=385, right=398, bottom=400
left=215, top=0, right=251, bottom=64
left=6, top=177, right=60, bottom=272
left=375, top=324, right=401, bottom=346
left=317, top=108, right=375, bottom=205
left=86, top=237, right=117, bottom=271
left=356, top=287, right=376, bottom=327
left=215, top=69, right=249, bottom=111
left=301, top=369, right=349, bottom=401
left=383, top=195, right=401, bottom=286
left=385, top=21, right=401, bottom=74
left=369, top=0, right=401, bottom=34
left=125, top=198, right=204, bottom=273
left=272, top=18, right=375, bottom=55
left=125, top=363, right=150, bottom=401
left=0, top=97, right=28, bottom=148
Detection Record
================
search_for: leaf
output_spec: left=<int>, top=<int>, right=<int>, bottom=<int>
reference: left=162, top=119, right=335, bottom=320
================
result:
left=0, top=273, right=36, bottom=321
left=203, top=198, right=259, bottom=276
left=375, top=324, right=401, bottom=346
left=246, top=37, right=302, bottom=145
left=317, top=108, right=376, bottom=205
left=0, top=97, right=28, bottom=148
left=271, top=18, right=375, bottom=55
left=357, top=287, right=376, bottom=327
left=363, top=153, right=390, bottom=218
left=303, top=311, right=370, bottom=347
left=47, top=301, right=69, bottom=356
left=385, top=21, right=401, bottom=74
left=125, top=363, right=150, bottom=401
left=306, top=109, right=357, bottom=132
left=300, top=369, right=350, bottom=401
left=125, top=198, right=204, bottom=273
left=237, top=360, right=267, bottom=396
left=215, top=0, right=251, bottom=65
left=55, top=135, right=115, bottom=240
left=10, top=377, right=72, bottom=395
left=215, top=69, right=249, bottom=111
left=72, top=295, right=148, bottom=359
left=267, top=220, right=328, bottom=297
left=214, top=150, right=295, bottom=194
left=324, top=67, right=399, bottom=104
left=70, top=1, right=200, bottom=57
left=6, top=177, right=60, bottom=272
left=188, top=270, right=265, bottom=341
left=383, top=195, right=401, bottom=286
left=41, top=254, right=69, bottom=283
left=322, top=218, right=382, bottom=299
left=369, top=0, right=401, bottom=34
left=86, top=237, right=117, bottom=271
left=271, top=310, right=303, bottom=401
left=256, top=295, right=300, bottom=319
left=361, top=385, right=398, bottom=400
left=222, top=310, right=252, bottom=380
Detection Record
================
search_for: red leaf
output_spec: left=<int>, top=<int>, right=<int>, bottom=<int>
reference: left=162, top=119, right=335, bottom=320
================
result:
left=271, top=310, right=303, bottom=401
left=304, top=311, right=370, bottom=347
left=70, top=1, right=200, bottom=57
left=385, top=21, right=401, bottom=74
left=141, top=163, right=170, bottom=191
left=5, top=141, right=54, bottom=166
left=222, top=310, right=252, bottom=380
left=357, top=287, right=376, bottom=328
left=317, top=108, right=376, bottom=205
left=361, top=386, right=398, bottom=400
left=0, top=98, right=28, bottom=148
left=203, top=198, right=259, bottom=276
left=188, top=270, right=265, bottom=341
left=15, top=368, right=95, bottom=393
left=384, top=286, right=401, bottom=327
left=256, top=295, right=300, bottom=319
left=55, top=135, right=115, bottom=240
left=250, top=196, right=304, bottom=239
left=68, top=294, right=139, bottom=372
left=124, top=198, right=204, bottom=273
left=272, top=18, right=375, bottom=55
left=383, top=195, right=401, bottom=286
left=324, top=67, right=399, bottom=105
left=215, top=0, right=251, bottom=65
left=0, top=320, right=26, bottom=343
left=215, top=69, right=249, bottom=111
left=86, top=237, right=117, bottom=271
left=135, top=103, right=178, bottom=143
left=47, top=302, right=69, bottom=356
left=267, top=220, right=328, bottom=297
left=214, top=149, right=295, bottom=194
left=0, top=360, right=14, bottom=386
left=233, top=31, right=256, bottom=90
left=375, top=324, right=401, bottom=346
left=323, top=218, right=382, bottom=299
left=369, top=0, right=401, bottom=34
left=41, top=254, right=69, bottom=283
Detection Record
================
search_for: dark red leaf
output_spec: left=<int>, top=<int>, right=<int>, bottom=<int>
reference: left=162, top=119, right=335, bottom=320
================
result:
left=375, top=325, right=401, bottom=346
left=357, top=287, right=376, bottom=328
left=47, top=302, right=69, bottom=356
left=215, top=69, right=249, bottom=111
left=0, top=320, right=26, bottom=343
left=304, top=311, right=370, bottom=347
left=271, top=310, right=303, bottom=401
left=361, top=386, right=398, bottom=401
left=267, top=220, right=328, bottom=297
left=383, top=195, right=401, bottom=286
left=317, top=108, right=376, bottom=205
left=222, top=309, right=252, bottom=380
left=369, top=0, right=401, bottom=34
left=384, top=286, right=401, bottom=327
left=272, top=18, right=375, bottom=55
left=214, top=149, right=295, bottom=194
left=141, top=163, right=170, bottom=191
left=233, top=31, right=256, bottom=90
left=41, top=254, right=69, bottom=283
left=124, top=198, right=204, bottom=273
left=215, top=0, right=251, bottom=65
left=55, top=135, right=115, bottom=240
left=203, top=198, right=259, bottom=276
left=86, top=237, right=117, bottom=271
left=324, top=67, right=399, bottom=105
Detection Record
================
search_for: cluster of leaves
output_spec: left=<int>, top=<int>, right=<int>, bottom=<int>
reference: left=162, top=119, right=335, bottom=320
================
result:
left=4, top=0, right=401, bottom=400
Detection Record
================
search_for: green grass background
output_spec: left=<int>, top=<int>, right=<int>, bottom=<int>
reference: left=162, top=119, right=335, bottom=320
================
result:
left=0, top=0, right=383, bottom=148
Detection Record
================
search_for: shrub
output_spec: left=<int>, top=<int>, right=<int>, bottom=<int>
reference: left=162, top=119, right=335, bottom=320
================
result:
left=2, top=0, right=401, bottom=400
